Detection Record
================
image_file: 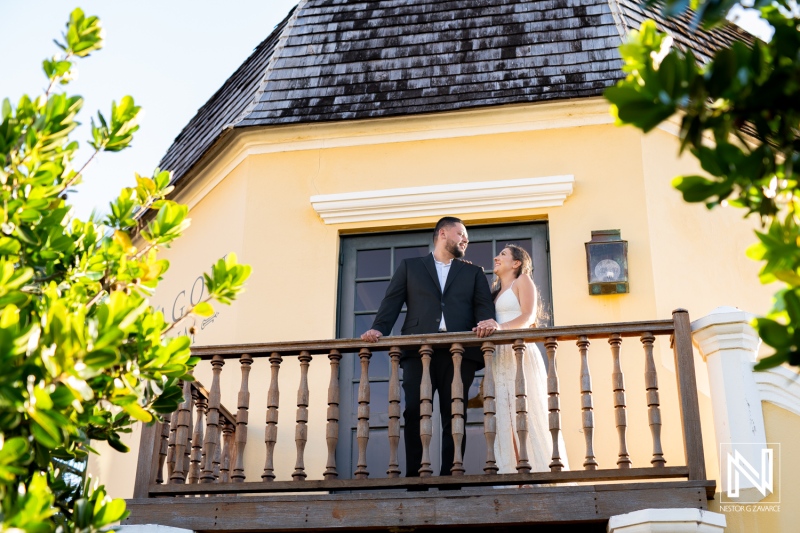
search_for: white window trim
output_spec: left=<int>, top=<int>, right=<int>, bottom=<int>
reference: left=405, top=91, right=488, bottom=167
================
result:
left=310, top=175, right=574, bottom=224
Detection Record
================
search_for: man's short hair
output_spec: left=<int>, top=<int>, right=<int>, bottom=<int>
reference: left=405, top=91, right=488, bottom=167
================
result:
left=433, top=216, right=463, bottom=242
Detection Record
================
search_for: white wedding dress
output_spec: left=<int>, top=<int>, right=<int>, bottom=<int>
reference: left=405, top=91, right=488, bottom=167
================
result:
left=492, top=285, right=570, bottom=473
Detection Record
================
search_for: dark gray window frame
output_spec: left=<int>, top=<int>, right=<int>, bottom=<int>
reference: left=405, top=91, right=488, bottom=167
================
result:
left=336, top=222, right=552, bottom=479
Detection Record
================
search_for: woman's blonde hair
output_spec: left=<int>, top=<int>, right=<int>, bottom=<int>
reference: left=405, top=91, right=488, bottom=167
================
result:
left=492, top=244, right=546, bottom=326
left=491, top=244, right=533, bottom=294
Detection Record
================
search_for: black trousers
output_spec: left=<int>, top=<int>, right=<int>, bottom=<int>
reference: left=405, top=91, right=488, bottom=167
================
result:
left=401, top=351, right=478, bottom=477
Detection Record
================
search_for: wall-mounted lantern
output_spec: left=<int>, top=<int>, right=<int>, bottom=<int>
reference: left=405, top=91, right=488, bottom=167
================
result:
left=585, top=230, right=629, bottom=295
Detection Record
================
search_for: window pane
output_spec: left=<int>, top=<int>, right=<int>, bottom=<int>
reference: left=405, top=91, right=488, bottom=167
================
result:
left=354, top=350, right=390, bottom=378
left=353, top=381, right=389, bottom=415
left=355, top=314, right=376, bottom=337
left=463, top=424, right=488, bottom=475
left=394, top=246, right=429, bottom=269
left=464, top=241, right=493, bottom=271
left=502, top=238, right=533, bottom=257
left=357, top=249, right=391, bottom=278
left=355, top=281, right=390, bottom=312
left=351, top=427, right=407, bottom=478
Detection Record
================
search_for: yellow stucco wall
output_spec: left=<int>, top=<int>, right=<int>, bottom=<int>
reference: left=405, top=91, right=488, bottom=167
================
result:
left=89, top=99, right=796, bottom=531
left=709, top=402, right=799, bottom=531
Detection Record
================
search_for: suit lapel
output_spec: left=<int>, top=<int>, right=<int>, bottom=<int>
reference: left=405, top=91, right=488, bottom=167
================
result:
left=423, top=254, right=442, bottom=295
left=443, top=259, right=465, bottom=295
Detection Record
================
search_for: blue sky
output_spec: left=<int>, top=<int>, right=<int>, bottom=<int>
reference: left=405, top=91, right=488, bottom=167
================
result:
left=0, top=2, right=771, bottom=221
left=0, top=0, right=297, bottom=220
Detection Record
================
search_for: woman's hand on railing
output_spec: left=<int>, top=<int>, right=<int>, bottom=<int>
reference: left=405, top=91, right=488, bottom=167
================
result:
left=473, top=319, right=500, bottom=337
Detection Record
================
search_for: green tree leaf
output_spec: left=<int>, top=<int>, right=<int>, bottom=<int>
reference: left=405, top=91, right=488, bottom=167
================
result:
left=0, top=9, right=249, bottom=532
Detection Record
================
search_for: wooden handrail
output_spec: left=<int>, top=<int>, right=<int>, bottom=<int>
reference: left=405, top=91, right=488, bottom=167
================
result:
left=134, top=313, right=711, bottom=500
left=188, top=319, right=675, bottom=359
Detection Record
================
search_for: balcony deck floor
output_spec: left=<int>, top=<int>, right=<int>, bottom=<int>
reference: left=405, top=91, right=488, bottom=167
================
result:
left=125, top=480, right=712, bottom=531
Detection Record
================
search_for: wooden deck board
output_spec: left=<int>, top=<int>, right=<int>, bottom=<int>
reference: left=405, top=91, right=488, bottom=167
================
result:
left=125, top=480, right=713, bottom=531
left=144, top=466, right=690, bottom=496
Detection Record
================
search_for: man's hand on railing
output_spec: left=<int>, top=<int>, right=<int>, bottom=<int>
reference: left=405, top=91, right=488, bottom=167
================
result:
left=473, top=319, right=500, bottom=338
left=361, top=329, right=383, bottom=342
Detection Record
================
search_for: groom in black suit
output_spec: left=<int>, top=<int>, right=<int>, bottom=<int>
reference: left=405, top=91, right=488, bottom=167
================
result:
left=361, top=217, right=496, bottom=477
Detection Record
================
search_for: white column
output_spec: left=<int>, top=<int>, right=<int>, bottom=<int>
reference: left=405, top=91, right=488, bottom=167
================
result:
left=607, top=508, right=726, bottom=532
left=691, top=306, right=768, bottom=502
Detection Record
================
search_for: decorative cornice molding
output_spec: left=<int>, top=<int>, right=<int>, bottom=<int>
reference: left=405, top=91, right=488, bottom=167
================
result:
left=755, top=365, right=800, bottom=418
left=309, top=175, right=575, bottom=224
left=172, top=99, right=604, bottom=211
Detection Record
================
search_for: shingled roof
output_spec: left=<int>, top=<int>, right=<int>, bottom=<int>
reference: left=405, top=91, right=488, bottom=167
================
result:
left=161, top=0, right=752, bottom=186
left=158, top=8, right=295, bottom=181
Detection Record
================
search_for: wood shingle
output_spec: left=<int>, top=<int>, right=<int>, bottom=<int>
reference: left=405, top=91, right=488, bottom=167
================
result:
left=159, top=0, right=753, bottom=186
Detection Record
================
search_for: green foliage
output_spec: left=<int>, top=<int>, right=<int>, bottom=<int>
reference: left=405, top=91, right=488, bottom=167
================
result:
left=0, top=8, right=251, bottom=532
left=606, top=4, right=800, bottom=369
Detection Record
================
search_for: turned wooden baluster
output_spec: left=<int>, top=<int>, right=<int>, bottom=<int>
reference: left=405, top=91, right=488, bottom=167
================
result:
left=546, top=337, right=564, bottom=472
left=418, top=344, right=434, bottom=477
left=642, top=332, right=666, bottom=467
left=293, top=351, right=312, bottom=481
left=188, top=391, right=207, bottom=483
left=354, top=348, right=372, bottom=479
left=262, top=353, right=282, bottom=481
left=166, top=411, right=178, bottom=481
left=610, top=333, right=632, bottom=468
left=156, top=413, right=171, bottom=484
left=219, top=421, right=235, bottom=483
left=324, top=350, right=342, bottom=480
left=577, top=336, right=598, bottom=470
left=201, top=355, right=225, bottom=483
left=170, top=380, right=192, bottom=484
left=232, top=353, right=253, bottom=482
left=387, top=346, right=402, bottom=478
left=481, top=342, right=499, bottom=474
left=513, top=339, right=532, bottom=473
left=213, top=433, right=222, bottom=481
left=184, top=387, right=193, bottom=477
left=450, top=343, right=466, bottom=475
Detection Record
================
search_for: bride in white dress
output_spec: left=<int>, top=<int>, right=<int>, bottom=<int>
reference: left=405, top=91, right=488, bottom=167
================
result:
left=476, top=244, right=569, bottom=474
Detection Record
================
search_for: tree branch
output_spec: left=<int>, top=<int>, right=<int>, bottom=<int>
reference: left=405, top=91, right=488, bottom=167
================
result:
left=161, top=296, right=212, bottom=337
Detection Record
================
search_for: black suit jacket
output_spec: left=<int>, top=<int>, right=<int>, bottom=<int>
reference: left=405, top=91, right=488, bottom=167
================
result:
left=371, top=254, right=495, bottom=367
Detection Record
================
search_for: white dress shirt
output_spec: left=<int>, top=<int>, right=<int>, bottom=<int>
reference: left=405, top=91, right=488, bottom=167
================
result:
left=433, top=254, right=452, bottom=331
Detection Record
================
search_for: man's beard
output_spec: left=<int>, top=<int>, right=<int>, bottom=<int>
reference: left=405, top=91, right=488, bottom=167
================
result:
left=446, top=239, right=465, bottom=258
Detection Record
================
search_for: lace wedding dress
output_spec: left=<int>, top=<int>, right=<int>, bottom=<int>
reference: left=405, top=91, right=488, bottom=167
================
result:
left=492, top=286, right=570, bottom=473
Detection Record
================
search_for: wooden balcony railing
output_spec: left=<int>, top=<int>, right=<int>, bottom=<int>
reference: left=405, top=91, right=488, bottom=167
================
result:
left=136, top=380, right=237, bottom=489
left=132, top=309, right=710, bottom=504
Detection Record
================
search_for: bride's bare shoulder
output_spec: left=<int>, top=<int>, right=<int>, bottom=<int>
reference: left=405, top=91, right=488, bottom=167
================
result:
left=512, top=274, right=536, bottom=303
left=514, top=273, right=535, bottom=292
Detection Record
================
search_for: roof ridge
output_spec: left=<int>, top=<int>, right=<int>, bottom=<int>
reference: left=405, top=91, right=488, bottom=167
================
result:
left=225, top=0, right=310, bottom=130
left=607, top=0, right=631, bottom=42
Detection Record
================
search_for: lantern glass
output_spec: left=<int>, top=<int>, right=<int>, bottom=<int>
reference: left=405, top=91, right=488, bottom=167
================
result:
left=585, top=230, right=628, bottom=295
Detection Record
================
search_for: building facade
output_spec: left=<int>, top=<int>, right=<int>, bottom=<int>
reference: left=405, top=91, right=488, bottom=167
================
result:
left=88, top=1, right=798, bottom=531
